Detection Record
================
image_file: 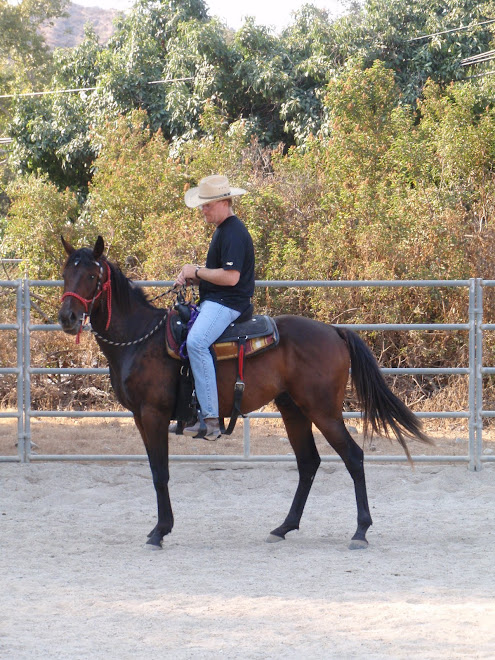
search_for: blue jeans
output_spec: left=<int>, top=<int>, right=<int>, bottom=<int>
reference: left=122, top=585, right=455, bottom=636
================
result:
left=186, top=300, right=241, bottom=419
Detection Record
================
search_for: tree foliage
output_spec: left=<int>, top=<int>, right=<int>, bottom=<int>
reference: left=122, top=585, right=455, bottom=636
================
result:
left=336, top=0, right=495, bottom=104
left=6, top=0, right=495, bottom=190
left=7, top=62, right=495, bottom=289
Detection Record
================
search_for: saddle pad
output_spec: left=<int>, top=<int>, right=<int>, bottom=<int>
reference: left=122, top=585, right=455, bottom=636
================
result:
left=166, top=311, right=279, bottom=361
left=213, top=330, right=278, bottom=361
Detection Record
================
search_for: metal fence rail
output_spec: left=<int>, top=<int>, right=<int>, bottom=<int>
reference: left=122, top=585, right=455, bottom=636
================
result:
left=1, top=278, right=494, bottom=469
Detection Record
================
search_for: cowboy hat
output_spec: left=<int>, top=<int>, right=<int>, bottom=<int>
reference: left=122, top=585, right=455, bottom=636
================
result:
left=184, top=175, right=247, bottom=208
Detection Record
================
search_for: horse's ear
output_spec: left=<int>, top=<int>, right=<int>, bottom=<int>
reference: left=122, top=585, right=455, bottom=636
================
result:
left=61, top=235, right=75, bottom=256
left=93, top=236, right=104, bottom=260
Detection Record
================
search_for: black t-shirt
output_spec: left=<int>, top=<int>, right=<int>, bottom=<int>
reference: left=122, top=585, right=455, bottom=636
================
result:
left=199, top=215, right=255, bottom=312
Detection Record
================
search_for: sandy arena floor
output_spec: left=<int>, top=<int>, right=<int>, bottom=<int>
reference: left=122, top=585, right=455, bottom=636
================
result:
left=1, top=417, right=494, bottom=658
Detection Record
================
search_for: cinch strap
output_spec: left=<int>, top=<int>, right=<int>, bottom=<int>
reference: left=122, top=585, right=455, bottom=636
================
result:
left=221, top=337, right=247, bottom=436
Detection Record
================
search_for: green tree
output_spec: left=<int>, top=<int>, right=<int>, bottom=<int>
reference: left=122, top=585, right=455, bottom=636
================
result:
left=7, top=0, right=237, bottom=188
left=336, top=0, right=495, bottom=105
left=9, top=89, right=96, bottom=190
left=8, top=0, right=495, bottom=197
left=279, top=5, right=344, bottom=143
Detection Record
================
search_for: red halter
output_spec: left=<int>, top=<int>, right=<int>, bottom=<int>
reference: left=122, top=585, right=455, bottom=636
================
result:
left=61, top=261, right=112, bottom=342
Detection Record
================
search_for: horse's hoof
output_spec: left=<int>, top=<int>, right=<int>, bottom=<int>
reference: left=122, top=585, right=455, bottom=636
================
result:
left=348, top=539, right=368, bottom=550
left=266, top=533, right=285, bottom=543
left=146, top=537, right=163, bottom=549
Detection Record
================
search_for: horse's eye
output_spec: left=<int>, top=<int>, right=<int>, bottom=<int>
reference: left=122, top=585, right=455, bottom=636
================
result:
left=89, top=274, right=96, bottom=280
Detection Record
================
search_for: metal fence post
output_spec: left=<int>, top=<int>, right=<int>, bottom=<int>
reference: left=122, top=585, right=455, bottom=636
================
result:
left=468, top=279, right=474, bottom=470
left=243, top=417, right=251, bottom=459
left=474, top=278, right=484, bottom=471
left=22, top=279, right=32, bottom=462
left=468, top=278, right=477, bottom=470
left=0, top=279, right=24, bottom=462
left=18, top=279, right=25, bottom=461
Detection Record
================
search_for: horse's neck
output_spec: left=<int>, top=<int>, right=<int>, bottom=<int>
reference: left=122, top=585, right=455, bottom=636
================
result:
left=90, top=288, right=159, bottom=344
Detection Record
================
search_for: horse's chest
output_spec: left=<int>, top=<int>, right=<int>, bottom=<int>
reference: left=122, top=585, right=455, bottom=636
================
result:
left=107, top=352, right=141, bottom=407
left=108, top=364, right=131, bottom=408
left=110, top=349, right=173, bottom=411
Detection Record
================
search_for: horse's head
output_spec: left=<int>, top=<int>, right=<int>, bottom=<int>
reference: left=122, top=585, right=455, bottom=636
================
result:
left=58, top=236, right=109, bottom=336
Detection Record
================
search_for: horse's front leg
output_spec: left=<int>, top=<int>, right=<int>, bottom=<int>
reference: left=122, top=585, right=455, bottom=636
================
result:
left=134, top=409, right=174, bottom=548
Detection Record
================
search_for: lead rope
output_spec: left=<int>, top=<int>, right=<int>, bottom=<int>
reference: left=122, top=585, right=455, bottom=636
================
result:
left=90, top=313, right=168, bottom=347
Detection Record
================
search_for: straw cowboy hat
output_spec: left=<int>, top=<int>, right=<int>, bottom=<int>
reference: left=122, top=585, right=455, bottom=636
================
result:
left=184, top=175, right=247, bottom=208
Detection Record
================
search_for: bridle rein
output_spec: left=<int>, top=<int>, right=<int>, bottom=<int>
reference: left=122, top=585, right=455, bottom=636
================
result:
left=61, top=258, right=168, bottom=347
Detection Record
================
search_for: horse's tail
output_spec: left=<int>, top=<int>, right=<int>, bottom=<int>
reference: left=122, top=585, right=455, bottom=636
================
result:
left=336, top=327, right=433, bottom=462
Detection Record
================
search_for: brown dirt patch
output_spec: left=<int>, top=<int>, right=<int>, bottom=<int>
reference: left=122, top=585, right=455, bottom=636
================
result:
left=1, top=415, right=492, bottom=459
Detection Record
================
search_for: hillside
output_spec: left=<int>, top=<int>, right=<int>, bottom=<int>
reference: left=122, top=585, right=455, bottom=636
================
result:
left=40, top=2, right=122, bottom=49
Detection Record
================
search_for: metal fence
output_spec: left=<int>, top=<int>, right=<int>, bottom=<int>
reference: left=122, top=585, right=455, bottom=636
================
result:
left=1, top=278, right=494, bottom=470
left=0, top=279, right=23, bottom=462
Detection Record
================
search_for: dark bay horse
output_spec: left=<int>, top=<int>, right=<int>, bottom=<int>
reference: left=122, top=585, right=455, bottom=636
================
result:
left=58, top=236, right=432, bottom=549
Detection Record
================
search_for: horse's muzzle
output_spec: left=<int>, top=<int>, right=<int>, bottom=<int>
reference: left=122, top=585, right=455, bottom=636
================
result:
left=58, top=308, right=82, bottom=335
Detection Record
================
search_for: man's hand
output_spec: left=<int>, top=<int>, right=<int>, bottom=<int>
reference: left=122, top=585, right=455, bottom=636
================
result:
left=174, top=264, right=197, bottom=287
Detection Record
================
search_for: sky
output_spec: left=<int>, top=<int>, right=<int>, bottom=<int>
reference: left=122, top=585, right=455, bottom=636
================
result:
left=73, top=0, right=350, bottom=32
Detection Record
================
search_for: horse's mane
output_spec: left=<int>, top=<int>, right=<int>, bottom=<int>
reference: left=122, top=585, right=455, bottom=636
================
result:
left=105, top=257, right=156, bottom=313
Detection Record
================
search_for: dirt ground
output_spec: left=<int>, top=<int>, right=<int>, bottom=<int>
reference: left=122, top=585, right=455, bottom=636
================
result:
left=1, top=417, right=495, bottom=658
left=1, top=458, right=494, bottom=658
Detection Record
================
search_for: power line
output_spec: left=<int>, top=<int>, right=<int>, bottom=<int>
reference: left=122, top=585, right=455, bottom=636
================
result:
left=148, top=78, right=193, bottom=84
left=0, top=86, right=97, bottom=99
left=0, top=77, right=194, bottom=100
left=408, top=18, right=495, bottom=42
left=461, top=50, right=495, bottom=66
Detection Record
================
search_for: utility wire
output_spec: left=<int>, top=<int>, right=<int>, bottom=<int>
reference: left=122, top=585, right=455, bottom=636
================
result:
left=462, top=49, right=495, bottom=61
left=0, top=77, right=194, bottom=100
left=462, top=56, right=495, bottom=66
left=408, top=18, right=495, bottom=42
left=461, top=50, right=495, bottom=66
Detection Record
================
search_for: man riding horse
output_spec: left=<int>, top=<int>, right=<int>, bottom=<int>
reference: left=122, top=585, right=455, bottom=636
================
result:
left=174, top=175, right=255, bottom=441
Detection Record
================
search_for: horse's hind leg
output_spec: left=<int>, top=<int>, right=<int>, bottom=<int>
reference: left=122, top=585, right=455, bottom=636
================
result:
left=268, top=393, right=321, bottom=543
left=315, top=416, right=372, bottom=549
